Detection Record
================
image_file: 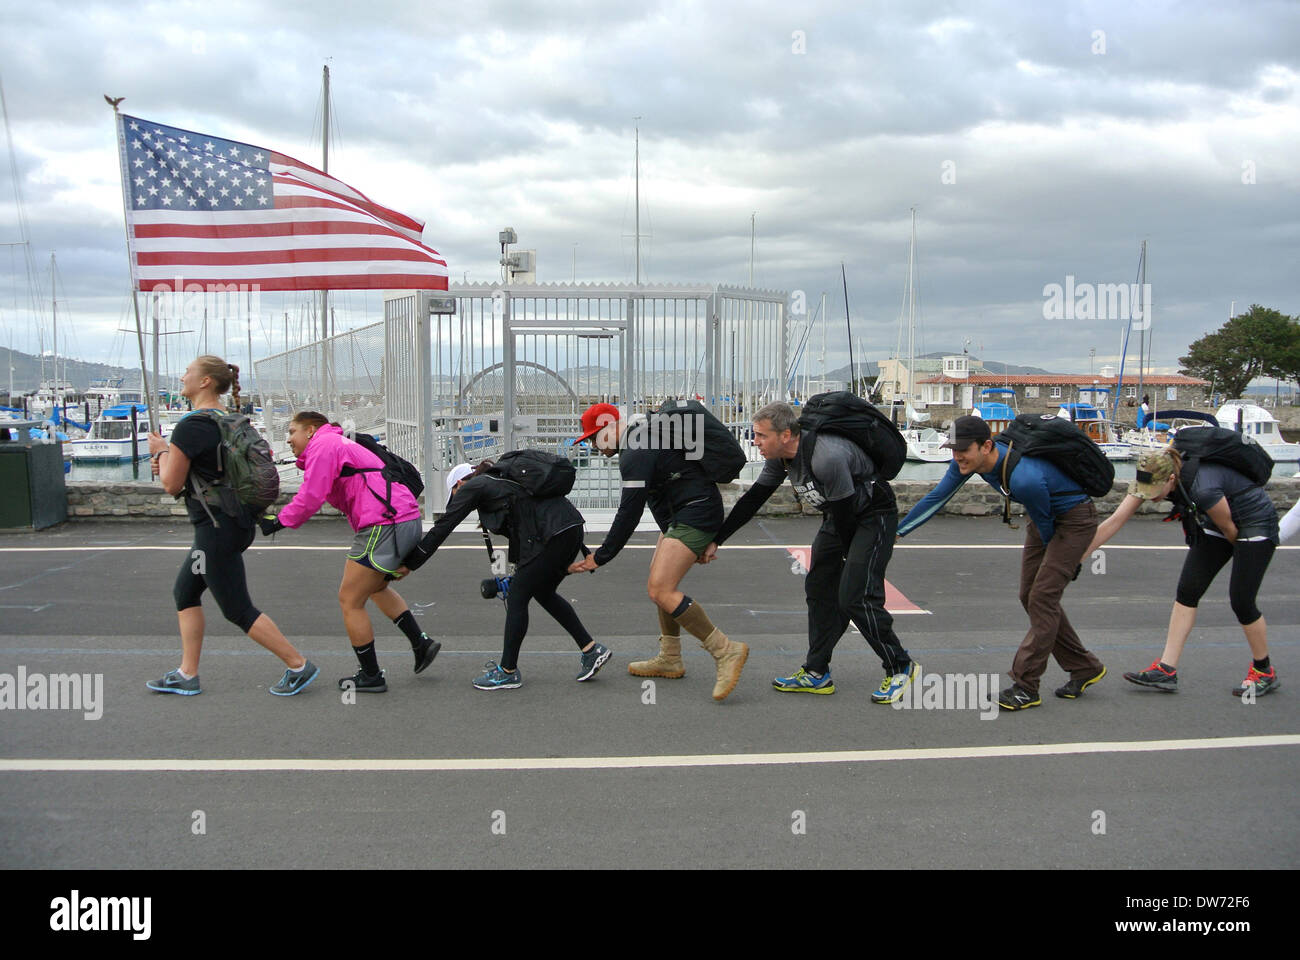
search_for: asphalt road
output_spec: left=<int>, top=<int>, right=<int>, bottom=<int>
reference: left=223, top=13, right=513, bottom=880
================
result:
left=1, top=515, right=1296, bottom=869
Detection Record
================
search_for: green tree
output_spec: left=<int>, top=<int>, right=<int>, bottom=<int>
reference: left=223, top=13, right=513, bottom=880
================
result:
left=1179, top=305, right=1299, bottom=399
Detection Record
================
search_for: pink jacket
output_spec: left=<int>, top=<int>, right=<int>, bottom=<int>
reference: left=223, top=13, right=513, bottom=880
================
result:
left=278, top=424, right=421, bottom=531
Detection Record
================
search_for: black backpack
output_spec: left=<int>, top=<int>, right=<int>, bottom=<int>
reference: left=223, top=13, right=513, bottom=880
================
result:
left=997, top=413, right=1115, bottom=528
left=1171, top=426, right=1273, bottom=487
left=488, top=448, right=577, bottom=498
left=797, top=391, right=906, bottom=481
left=340, top=433, right=424, bottom=519
left=652, top=398, right=749, bottom=484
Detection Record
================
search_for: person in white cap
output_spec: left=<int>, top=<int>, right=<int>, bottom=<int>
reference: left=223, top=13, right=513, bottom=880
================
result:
left=397, top=461, right=609, bottom=691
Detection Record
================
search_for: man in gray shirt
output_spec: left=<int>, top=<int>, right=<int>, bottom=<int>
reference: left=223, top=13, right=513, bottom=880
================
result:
left=704, top=401, right=918, bottom=700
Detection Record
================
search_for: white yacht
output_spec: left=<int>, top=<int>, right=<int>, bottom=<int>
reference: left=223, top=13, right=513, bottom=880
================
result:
left=1214, top=401, right=1299, bottom=462
left=67, top=403, right=163, bottom=461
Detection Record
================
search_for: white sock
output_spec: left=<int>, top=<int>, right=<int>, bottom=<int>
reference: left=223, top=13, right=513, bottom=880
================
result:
left=176, top=668, right=194, bottom=680
left=289, top=662, right=307, bottom=673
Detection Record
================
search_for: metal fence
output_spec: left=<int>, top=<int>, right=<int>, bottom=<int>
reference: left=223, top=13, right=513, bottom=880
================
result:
left=257, top=281, right=789, bottom=514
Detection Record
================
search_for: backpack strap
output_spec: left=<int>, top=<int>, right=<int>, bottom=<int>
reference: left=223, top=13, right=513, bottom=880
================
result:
left=1000, top=443, right=1020, bottom=530
left=339, top=464, right=397, bottom=520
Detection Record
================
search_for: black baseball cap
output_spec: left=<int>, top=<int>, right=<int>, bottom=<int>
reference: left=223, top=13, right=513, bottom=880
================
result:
left=942, top=415, right=992, bottom=449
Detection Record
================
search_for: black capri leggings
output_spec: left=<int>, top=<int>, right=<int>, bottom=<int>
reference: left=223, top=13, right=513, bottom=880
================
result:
left=501, top=526, right=593, bottom=670
left=1174, top=534, right=1276, bottom=625
left=173, top=518, right=262, bottom=633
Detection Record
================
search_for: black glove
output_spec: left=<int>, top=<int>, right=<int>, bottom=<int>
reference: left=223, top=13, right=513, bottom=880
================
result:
left=259, top=515, right=284, bottom=537
left=1072, top=562, right=1082, bottom=582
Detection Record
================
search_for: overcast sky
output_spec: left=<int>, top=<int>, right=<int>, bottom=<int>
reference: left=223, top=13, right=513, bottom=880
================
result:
left=1, top=0, right=1297, bottom=382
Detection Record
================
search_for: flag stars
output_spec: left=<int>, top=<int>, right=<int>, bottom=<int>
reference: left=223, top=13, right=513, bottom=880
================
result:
left=147, top=185, right=158, bottom=196
left=253, top=152, right=264, bottom=163
left=233, top=197, right=243, bottom=206
left=128, top=120, right=139, bottom=131
left=134, top=176, right=144, bottom=187
left=257, top=196, right=268, bottom=205
left=228, top=146, right=240, bottom=158
left=146, top=168, right=157, bottom=178
left=209, top=197, right=219, bottom=206
left=204, top=141, right=214, bottom=151
left=187, top=197, right=197, bottom=207
left=133, top=158, right=144, bottom=168
left=161, top=196, right=172, bottom=206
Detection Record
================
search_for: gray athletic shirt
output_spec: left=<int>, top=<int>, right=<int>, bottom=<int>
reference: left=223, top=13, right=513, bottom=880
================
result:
left=757, top=433, right=877, bottom=513
left=1188, top=463, right=1279, bottom=542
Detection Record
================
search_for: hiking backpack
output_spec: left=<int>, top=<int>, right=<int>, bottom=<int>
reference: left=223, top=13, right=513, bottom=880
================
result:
left=652, top=398, right=749, bottom=484
left=993, top=413, right=1115, bottom=528
left=999, top=413, right=1116, bottom=497
left=796, top=391, right=907, bottom=481
left=185, top=410, right=280, bottom=526
left=1171, top=426, right=1273, bottom=487
left=340, top=433, right=425, bottom=519
left=488, top=448, right=577, bottom=498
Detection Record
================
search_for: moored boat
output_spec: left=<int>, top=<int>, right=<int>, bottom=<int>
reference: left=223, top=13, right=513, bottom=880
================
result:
left=1214, top=401, right=1300, bottom=462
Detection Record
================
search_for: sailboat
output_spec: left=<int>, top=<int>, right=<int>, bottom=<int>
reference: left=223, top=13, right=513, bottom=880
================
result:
left=893, top=209, right=951, bottom=463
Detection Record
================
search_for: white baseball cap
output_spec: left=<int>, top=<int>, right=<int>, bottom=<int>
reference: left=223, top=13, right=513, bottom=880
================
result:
left=445, top=463, right=474, bottom=495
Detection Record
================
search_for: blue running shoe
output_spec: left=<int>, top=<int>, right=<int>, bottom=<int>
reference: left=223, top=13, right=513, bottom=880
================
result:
left=146, top=668, right=201, bottom=696
left=871, top=661, right=920, bottom=704
left=772, top=667, right=835, bottom=694
left=473, top=661, right=522, bottom=691
left=270, top=659, right=320, bottom=696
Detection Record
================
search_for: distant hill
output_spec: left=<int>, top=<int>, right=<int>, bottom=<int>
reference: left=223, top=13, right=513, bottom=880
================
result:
left=0, top=347, right=152, bottom=393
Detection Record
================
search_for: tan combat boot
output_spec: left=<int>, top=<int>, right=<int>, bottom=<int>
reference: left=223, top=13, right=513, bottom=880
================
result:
left=700, top=629, right=748, bottom=701
left=627, top=635, right=686, bottom=679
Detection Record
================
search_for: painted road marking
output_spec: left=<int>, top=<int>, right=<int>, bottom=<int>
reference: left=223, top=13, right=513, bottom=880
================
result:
left=1, top=735, right=1297, bottom=773
left=786, top=547, right=929, bottom=614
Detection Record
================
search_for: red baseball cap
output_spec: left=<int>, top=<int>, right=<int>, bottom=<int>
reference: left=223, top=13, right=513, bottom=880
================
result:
left=576, top=403, right=621, bottom=444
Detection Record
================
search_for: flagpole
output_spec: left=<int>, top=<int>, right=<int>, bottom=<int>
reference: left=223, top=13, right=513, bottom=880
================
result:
left=106, top=97, right=157, bottom=433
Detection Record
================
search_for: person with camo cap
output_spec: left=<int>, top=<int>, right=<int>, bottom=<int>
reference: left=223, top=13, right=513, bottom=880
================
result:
left=1089, top=446, right=1281, bottom=697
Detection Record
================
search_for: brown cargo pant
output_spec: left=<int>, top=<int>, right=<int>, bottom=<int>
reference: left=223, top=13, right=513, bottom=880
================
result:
left=1011, top=500, right=1105, bottom=694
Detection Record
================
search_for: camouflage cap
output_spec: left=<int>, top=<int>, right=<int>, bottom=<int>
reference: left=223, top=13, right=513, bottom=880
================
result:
left=1128, top=447, right=1178, bottom=500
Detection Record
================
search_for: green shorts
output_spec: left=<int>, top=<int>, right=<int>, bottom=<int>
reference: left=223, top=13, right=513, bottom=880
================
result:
left=663, top=523, right=717, bottom=558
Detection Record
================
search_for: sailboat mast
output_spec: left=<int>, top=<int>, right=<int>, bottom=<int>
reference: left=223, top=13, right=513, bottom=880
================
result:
left=907, top=208, right=916, bottom=424
left=50, top=253, right=57, bottom=412
left=634, top=119, right=640, bottom=285
left=841, top=264, right=854, bottom=394
left=1136, top=239, right=1146, bottom=416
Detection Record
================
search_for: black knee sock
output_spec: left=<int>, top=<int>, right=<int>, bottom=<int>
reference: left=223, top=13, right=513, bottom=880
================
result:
left=392, top=610, right=426, bottom=649
left=353, top=641, right=380, bottom=676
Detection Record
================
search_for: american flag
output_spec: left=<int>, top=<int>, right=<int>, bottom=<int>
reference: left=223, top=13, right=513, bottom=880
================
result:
left=117, top=114, right=448, bottom=292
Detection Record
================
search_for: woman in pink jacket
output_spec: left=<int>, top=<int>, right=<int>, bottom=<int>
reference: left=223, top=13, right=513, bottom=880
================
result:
left=260, top=411, right=439, bottom=692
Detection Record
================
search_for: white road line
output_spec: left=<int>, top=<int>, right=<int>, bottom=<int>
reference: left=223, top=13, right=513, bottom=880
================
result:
left=3, top=735, right=1297, bottom=772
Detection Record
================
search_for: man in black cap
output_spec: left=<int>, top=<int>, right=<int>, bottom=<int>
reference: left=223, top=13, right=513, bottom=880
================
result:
left=897, top=415, right=1106, bottom=710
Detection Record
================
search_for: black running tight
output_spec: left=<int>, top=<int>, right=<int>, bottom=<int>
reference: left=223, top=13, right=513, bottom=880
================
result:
left=173, top=517, right=261, bottom=632
left=1175, top=535, right=1275, bottom=625
left=501, top=526, right=593, bottom=670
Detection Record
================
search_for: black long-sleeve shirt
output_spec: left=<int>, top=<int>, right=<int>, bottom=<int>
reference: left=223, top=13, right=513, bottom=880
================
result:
left=593, top=445, right=723, bottom=566
left=403, top=474, right=586, bottom=571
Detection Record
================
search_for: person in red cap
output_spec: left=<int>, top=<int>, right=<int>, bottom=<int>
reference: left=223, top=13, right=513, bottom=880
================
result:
left=568, top=402, right=748, bottom=701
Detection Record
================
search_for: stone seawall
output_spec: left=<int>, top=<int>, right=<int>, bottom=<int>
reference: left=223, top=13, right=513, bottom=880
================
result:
left=64, top=480, right=343, bottom=520
left=61, top=477, right=1300, bottom=522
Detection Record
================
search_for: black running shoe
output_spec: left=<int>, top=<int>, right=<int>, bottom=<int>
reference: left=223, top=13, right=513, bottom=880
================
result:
left=413, top=636, right=441, bottom=674
left=339, top=668, right=387, bottom=693
left=1123, top=660, right=1178, bottom=693
left=1231, top=664, right=1279, bottom=698
left=998, top=684, right=1041, bottom=711
left=1054, top=665, right=1107, bottom=699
